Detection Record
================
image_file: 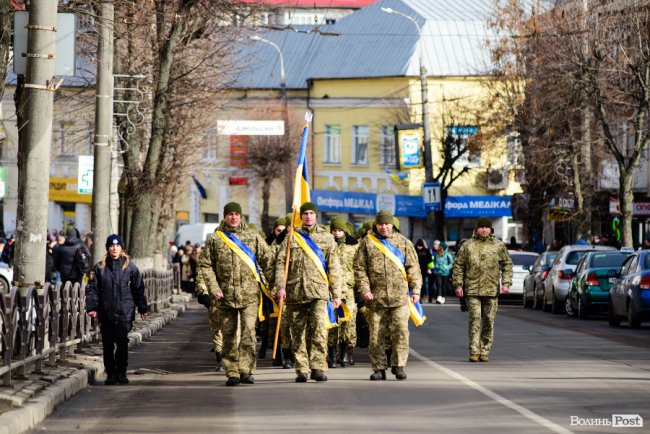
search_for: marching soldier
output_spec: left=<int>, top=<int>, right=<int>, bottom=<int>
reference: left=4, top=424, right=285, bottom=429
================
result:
left=275, top=202, right=343, bottom=382
left=328, top=217, right=358, bottom=367
left=199, top=202, right=273, bottom=386
left=195, top=266, right=224, bottom=372
left=452, top=216, right=512, bottom=362
left=354, top=210, right=422, bottom=381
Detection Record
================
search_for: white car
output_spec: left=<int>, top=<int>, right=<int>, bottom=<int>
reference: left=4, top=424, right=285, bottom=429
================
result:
left=0, top=263, right=12, bottom=293
left=509, top=252, right=540, bottom=296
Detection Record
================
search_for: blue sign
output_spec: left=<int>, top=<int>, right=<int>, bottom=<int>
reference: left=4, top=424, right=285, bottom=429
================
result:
left=422, top=182, right=441, bottom=211
left=312, top=190, right=425, bottom=218
left=444, top=196, right=512, bottom=218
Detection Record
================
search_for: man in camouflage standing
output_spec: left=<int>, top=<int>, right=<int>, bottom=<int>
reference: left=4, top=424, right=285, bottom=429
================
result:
left=275, top=202, right=343, bottom=383
left=195, top=267, right=224, bottom=372
left=199, top=202, right=273, bottom=386
left=327, top=217, right=359, bottom=368
left=452, top=216, right=512, bottom=362
left=354, top=210, right=422, bottom=381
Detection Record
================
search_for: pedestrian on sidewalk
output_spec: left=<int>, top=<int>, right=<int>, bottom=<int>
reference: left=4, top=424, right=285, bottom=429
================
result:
left=86, top=234, right=148, bottom=385
left=199, top=202, right=273, bottom=387
left=432, top=241, right=454, bottom=304
left=353, top=210, right=422, bottom=381
left=414, top=239, right=433, bottom=303
left=452, top=217, right=512, bottom=363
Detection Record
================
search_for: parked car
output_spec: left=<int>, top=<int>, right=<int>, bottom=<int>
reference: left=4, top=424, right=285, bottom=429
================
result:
left=0, top=262, right=12, bottom=293
left=509, top=251, right=539, bottom=299
left=543, top=245, right=616, bottom=314
left=608, top=250, right=650, bottom=328
left=565, top=250, right=632, bottom=319
left=523, top=251, right=557, bottom=309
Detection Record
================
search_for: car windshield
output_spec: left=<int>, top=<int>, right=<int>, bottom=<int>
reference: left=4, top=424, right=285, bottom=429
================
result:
left=511, top=254, right=538, bottom=267
left=589, top=252, right=630, bottom=268
left=545, top=253, right=558, bottom=265
left=565, top=251, right=590, bottom=265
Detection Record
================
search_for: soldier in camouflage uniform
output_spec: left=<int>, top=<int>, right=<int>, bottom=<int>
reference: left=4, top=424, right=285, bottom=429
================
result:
left=354, top=210, right=422, bottom=381
left=275, top=202, right=343, bottom=383
left=327, top=217, right=358, bottom=368
left=196, top=266, right=224, bottom=372
left=199, top=202, right=273, bottom=386
left=452, top=216, right=513, bottom=362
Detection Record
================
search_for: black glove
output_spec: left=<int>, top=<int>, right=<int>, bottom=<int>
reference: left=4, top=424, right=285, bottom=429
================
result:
left=198, top=293, right=212, bottom=308
left=276, top=228, right=288, bottom=245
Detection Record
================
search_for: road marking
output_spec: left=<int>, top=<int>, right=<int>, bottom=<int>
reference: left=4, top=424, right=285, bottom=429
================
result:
left=410, top=349, right=574, bottom=434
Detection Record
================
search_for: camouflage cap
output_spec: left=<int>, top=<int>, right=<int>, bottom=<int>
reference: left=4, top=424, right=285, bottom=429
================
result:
left=330, top=217, right=347, bottom=232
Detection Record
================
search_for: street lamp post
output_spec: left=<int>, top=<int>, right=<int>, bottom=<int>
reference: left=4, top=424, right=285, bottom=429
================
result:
left=251, top=35, right=292, bottom=213
left=381, top=7, right=433, bottom=184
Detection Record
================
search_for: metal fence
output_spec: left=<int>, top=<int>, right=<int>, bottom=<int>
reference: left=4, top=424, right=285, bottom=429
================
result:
left=0, top=267, right=177, bottom=386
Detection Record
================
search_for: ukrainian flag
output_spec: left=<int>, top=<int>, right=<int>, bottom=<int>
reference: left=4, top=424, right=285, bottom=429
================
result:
left=292, top=112, right=312, bottom=226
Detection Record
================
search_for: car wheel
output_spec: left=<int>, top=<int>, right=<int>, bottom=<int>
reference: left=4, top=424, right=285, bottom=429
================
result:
left=627, top=302, right=641, bottom=329
left=565, top=296, right=575, bottom=317
left=533, top=290, right=542, bottom=310
left=608, top=299, right=621, bottom=327
left=577, top=296, right=589, bottom=319
left=0, top=276, right=9, bottom=293
left=542, top=292, right=551, bottom=312
left=523, top=291, right=533, bottom=308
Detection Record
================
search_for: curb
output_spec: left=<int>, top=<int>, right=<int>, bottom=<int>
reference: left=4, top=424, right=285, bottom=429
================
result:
left=0, top=297, right=188, bottom=434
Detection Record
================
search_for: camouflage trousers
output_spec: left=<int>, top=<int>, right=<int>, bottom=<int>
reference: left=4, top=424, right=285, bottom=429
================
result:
left=286, top=299, right=328, bottom=373
left=327, top=298, right=357, bottom=347
left=268, top=304, right=292, bottom=350
left=467, top=296, right=498, bottom=355
left=367, top=303, right=409, bottom=371
left=220, top=304, right=258, bottom=378
left=208, top=304, right=222, bottom=353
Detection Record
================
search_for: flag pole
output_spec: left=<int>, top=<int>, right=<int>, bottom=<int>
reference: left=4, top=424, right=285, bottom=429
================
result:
left=272, top=112, right=312, bottom=359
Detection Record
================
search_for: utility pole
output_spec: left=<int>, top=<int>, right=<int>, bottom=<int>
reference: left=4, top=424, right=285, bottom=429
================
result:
left=14, top=0, right=58, bottom=291
left=92, top=0, right=114, bottom=262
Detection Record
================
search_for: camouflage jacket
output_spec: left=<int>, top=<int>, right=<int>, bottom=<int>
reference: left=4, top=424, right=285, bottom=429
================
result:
left=335, top=237, right=358, bottom=301
left=274, top=224, right=343, bottom=304
left=198, top=221, right=273, bottom=309
left=451, top=232, right=513, bottom=296
left=353, top=229, right=422, bottom=308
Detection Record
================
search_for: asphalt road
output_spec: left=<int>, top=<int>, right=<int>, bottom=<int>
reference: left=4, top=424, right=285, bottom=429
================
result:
left=29, top=300, right=650, bottom=434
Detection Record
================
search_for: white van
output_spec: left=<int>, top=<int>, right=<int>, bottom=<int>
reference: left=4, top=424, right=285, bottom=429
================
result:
left=175, top=223, right=219, bottom=247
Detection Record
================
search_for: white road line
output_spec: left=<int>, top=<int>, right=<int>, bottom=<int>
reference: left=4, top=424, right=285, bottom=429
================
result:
left=410, top=349, right=574, bottom=434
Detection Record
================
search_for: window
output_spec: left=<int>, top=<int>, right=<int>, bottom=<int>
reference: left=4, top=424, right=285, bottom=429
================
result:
left=380, top=126, right=396, bottom=167
left=352, top=125, right=369, bottom=165
left=324, top=125, right=341, bottom=164
left=201, top=129, right=218, bottom=162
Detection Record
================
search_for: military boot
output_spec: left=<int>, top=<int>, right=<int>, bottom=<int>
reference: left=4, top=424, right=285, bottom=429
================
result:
left=327, top=346, right=338, bottom=368
left=347, top=345, right=355, bottom=366
left=282, top=348, right=294, bottom=369
left=311, top=369, right=328, bottom=382
left=370, top=370, right=386, bottom=381
left=272, top=348, right=283, bottom=366
left=339, top=343, right=349, bottom=367
left=215, top=351, right=224, bottom=372
left=393, top=366, right=407, bottom=380
left=240, top=373, right=255, bottom=384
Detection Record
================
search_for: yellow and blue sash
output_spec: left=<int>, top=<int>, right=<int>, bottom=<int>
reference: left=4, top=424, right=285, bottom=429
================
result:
left=367, top=234, right=426, bottom=326
left=217, top=230, right=279, bottom=321
left=293, top=231, right=350, bottom=327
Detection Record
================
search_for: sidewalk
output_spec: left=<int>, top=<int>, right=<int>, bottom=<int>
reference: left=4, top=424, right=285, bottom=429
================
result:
left=0, top=294, right=190, bottom=434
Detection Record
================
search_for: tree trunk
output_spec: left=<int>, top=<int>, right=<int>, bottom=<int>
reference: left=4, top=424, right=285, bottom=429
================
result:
left=620, top=169, right=635, bottom=248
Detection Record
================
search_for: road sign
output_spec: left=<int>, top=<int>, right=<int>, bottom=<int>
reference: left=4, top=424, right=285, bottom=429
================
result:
left=78, top=156, right=94, bottom=194
left=423, top=182, right=441, bottom=211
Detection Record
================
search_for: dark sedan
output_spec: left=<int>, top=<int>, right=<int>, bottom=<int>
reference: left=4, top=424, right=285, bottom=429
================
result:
left=565, top=250, right=631, bottom=319
left=609, top=250, right=650, bottom=328
left=523, top=251, right=557, bottom=309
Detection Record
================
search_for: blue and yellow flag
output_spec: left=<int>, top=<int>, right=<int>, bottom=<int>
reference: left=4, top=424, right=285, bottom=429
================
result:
left=408, top=292, right=427, bottom=327
left=292, top=112, right=313, bottom=227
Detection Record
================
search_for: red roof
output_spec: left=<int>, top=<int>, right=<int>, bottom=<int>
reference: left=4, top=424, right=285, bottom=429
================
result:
left=238, top=0, right=377, bottom=7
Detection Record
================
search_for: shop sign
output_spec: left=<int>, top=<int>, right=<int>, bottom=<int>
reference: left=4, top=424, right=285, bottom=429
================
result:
left=444, top=196, right=512, bottom=218
left=312, top=190, right=425, bottom=217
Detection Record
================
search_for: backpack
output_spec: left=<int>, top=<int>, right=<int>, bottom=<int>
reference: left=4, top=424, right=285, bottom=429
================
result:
left=74, top=245, right=92, bottom=277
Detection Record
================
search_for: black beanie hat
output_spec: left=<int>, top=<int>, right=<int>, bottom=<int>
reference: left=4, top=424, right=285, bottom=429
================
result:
left=476, top=216, right=493, bottom=229
left=300, top=202, right=318, bottom=214
left=224, top=202, right=242, bottom=215
left=375, top=209, right=394, bottom=224
left=105, top=234, right=125, bottom=249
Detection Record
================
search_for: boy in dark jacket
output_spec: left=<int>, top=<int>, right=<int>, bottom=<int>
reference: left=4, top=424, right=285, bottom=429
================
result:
left=86, top=234, right=148, bottom=385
